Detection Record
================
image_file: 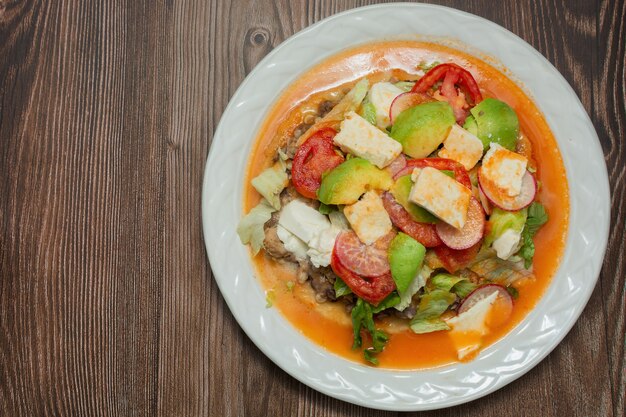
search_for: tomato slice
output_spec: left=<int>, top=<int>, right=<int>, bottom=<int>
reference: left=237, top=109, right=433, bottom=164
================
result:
left=411, top=63, right=483, bottom=123
left=411, top=63, right=483, bottom=105
left=434, top=240, right=482, bottom=273
left=381, top=192, right=443, bottom=248
left=334, top=230, right=393, bottom=277
left=394, top=158, right=472, bottom=189
left=291, top=128, right=344, bottom=199
left=330, top=250, right=395, bottom=306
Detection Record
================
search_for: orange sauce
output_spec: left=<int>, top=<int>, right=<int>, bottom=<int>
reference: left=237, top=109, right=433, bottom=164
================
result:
left=244, top=41, right=569, bottom=369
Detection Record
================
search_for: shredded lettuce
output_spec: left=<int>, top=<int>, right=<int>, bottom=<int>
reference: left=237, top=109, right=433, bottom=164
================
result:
left=372, top=292, right=401, bottom=313
left=429, top=273, right=477, bottom=300
left=485, top=207, right=527, bottom=247
left=469, top=256, right=534, bottom=285
left=236, top=199, right=276, bottom=255
left=318, top=202, right=333, bottom=215
left=517, top=202, right=549, bottom=268
left=250, top=163, right=288, bottom=210
left=325, top=78, right=369, bottom=120
left=333, top=277, right=352, bottom=297
left=452, top=280, right=477, bottom=299
left=395, top=265, right=431, bottom=312
left=328, top=210, right=349, bottom=230
left=359, top=100, right=377, bottom=125
left=409, top=289, right=456, bottom=334
left=351, top=299, right=389, bottom=365
left=394, top=81, right=415, bottom=92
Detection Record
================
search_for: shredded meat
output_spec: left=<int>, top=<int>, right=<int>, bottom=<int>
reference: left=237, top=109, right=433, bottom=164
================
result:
left=309, top=266, right=338, bottom=303
left=318, top=100, right=334, bottom=118
left=262, top=226, right=292, bottom=260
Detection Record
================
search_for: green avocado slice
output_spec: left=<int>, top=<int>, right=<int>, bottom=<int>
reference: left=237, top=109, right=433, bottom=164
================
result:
left=470, top=98, right=519, bottom=151
left=317, top=158, right=393, bottom=205
left=390, top=101, right=455, bottom=158
left=388, top=233, right=426, bottom=295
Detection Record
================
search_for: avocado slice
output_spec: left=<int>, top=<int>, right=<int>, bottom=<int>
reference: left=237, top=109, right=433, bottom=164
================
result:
left=463, top=115, right=478, bottom=136
left=390, top=101, right=455, bottom=158
left=470, top=98, right=519, bottom=151
left=388, top=232, right=426, bottom=295
left=390, top=175, right=438, bottom=223
left=317, top=158, right=393, bottom=205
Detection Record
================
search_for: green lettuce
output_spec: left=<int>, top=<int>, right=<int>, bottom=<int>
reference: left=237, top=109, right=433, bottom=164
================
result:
left=409, top=289, right=456, bottom=334
left=394, top=265, right=431, bottom=312
left=429, top=273, right=477, bottom=299
left=359, top=100, right=377, bottom=125
left=236, top=199, right=276, bottom=255
left=333, top=277, right=352, bottom=297
left=323, top=78, right=369, bottom=122
left=250, top=163, right=288, bottom=210
left=518, top=202, right=549, bottom=268
left=351, top=299, right=389, bottom=365
left=394, top=81, right=415, bottom=92
left=485, top=207, right=527, bottom=247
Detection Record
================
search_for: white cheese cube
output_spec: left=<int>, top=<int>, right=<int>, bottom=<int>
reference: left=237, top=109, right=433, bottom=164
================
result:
left=343, top=191, right=392, bottom=245
left=492, top=228, right=522, bottom=260
left=480, top=143, right=528, bottom=197
left=278, top=200, right=331, bottom=244
left=439, top=124, right=484, bottom=170
left=409, top=167, right=472, bottom=229
left=446, top=291, right=498, bottom=360
left=367, top=82, right=404, bottom=128
left=333, top=111, right=402, bottom=169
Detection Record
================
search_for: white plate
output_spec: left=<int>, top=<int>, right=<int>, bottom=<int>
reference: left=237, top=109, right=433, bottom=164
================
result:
left=202, top=3, right=610, bottom=411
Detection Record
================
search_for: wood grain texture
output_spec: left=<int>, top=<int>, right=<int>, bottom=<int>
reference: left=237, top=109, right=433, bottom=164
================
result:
left=0, top=0, right=624, bottom=416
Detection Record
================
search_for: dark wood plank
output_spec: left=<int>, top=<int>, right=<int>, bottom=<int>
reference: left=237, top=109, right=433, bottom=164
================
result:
left=0, top=0, right=623, bottom=416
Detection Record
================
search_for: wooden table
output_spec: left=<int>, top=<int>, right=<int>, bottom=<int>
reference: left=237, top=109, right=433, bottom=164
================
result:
left=1, top=1, right=624, bottom=416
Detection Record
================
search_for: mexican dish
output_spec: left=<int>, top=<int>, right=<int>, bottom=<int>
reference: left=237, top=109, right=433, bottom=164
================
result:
left=237, top=41, right=569, bottom=368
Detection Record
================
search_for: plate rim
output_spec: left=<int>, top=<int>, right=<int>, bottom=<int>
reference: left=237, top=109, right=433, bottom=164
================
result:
left=202, top=2, right=610, bottom=411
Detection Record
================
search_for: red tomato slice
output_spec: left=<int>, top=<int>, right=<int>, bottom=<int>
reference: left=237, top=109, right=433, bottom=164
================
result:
left=334, top=230, right=393, bottom=277
left=381, top=192, right=443, bottom=248
left=411, top=63, right=483, bottom=124
left=394, top=158, right=472, bottom=189
left=434, top=240, right=482, bottom=273
left=291, top=128, right=344, bottom=199
left=411, top=63, right=483, bottom=105
left=330, top=250, right=395, bottom=306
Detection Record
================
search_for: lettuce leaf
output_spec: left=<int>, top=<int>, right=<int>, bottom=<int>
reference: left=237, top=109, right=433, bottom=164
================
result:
left=333, top=277, right=352, bottom=297
left=410, top=289, right=456, bottom=334
left=429, top=273, right=477, bottom=299
left=250, top=163, right=288, bottom=210
left=236, top=199, right=276, bottom=255
left=351, top=299, right=389, bottom=365
left=359, top=100, right=377, bottom=125
left=394, top=81, right=415, bottom=92
left=469, top=256, right=534, bottom=285
left=394, top=265, right=431, bottom=312
left=485, top=207, right=527, bottom=247
left=518, top=202, right=549, bottom=268
left=372, top=292, right=401, bottom=313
